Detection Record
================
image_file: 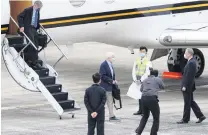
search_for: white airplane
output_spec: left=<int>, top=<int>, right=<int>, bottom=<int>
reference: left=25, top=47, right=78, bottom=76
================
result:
left=2, top=0, right=208, bottom=77
left=1, top=0, right=208, bottom=116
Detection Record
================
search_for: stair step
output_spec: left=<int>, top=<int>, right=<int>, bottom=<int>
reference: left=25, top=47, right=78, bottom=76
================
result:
left=7, top=35, right=24, bottom=46
left=35, top=68, right=49, bottom=77
left=58, top=100, right=75, bottom=110
left=52, top=92, right=68, bottom=101
left=45, top=84, right=62, bottom=93
left=40, top=76, right=55, bottom=85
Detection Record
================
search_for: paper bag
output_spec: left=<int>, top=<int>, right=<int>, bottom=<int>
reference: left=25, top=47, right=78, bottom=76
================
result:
left=127, top=82, right=142, bottom=100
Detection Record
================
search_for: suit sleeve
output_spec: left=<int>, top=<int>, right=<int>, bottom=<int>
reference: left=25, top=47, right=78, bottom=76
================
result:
left=18, top=9, right=27, bottom=28
left=140, top=61, right=152, bottom=82
left=183, top=62, right=196, bottom=89
left=132, top=61, right=137, bottom=81
left=100, top=64, right=113, bottom=84
left=140, top=83, right=144, bottom=92
left=84, top=90, right=93, bottom=113
left=95, top=90, right=106, bottom=112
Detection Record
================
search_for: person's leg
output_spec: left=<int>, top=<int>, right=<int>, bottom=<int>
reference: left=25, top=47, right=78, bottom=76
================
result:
left=149, top=98, right=160, bottom=135
left=96, top=110, right=105, bottom=135
left=88, top=113, right=96, bottom=135
left=182, top=92, right=192, bottom=122
left=135, top=98, right=150, bottom=134
left=134, top=99, right=143, bottom=115
left=190, top=91, right=204, bottom=118
left=106, top=92, right=115, bottom=118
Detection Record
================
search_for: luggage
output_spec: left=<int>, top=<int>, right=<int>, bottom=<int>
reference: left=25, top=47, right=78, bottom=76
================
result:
left=37, top=34, right=47, bottom=48
left=112, top=84, right=122, bottom=110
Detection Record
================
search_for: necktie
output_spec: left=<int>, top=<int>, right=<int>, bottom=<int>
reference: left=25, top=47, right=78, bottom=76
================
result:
left=34, top=10, right=38, bottom=28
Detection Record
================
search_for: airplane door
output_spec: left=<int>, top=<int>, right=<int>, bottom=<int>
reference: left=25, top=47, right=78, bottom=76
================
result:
left=9, top=1, right=32, bottom=34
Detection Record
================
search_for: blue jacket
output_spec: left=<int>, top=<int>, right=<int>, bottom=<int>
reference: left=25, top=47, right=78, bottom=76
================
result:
left=99, top=60, right=115, bottom=91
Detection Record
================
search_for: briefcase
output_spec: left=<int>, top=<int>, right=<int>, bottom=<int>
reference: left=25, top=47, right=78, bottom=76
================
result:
left=112, top=84, right=122, bottom=110
left=37, top=34, right=47, bottom=48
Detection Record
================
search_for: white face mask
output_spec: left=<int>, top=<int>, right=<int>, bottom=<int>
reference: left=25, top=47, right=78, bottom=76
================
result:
left=184, top=54, right=189, bottom=59
left=111, top=57, right=115, bottom=62
left=140, top=53, right=146, bottom=58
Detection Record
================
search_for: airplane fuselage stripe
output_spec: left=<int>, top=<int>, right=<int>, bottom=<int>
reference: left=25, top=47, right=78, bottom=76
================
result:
left=1, top=1, right=208, bottom=33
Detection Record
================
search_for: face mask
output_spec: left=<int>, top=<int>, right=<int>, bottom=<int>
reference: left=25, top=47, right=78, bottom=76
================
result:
left=184, top=54, right=188, bottom=59
left=140, top=53, right=146, bottom=58
left=111, top=57, right=115, bottom=62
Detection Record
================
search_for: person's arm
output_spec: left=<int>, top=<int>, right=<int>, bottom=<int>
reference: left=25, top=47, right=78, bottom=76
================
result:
left=95, top=90, right=106, bottom=112
left=84, top=90, right=93, bottom=113
left=140, top=61, right=152, bottom=82
left=157, top=78, right=165, bottom=90
left=18, top=9, right=27, bottom=28
left=100, top=64, right=113, bottom=84
left=132, top=61, right=137, bottom=82
left=183, top=62, right=196, bottom=90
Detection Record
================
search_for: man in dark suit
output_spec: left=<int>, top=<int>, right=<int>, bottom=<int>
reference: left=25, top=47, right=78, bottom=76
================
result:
left=177, top=48, right=206, bottom=124
left=99, top=52, right=119, bottom=121
left=18, top=0, right=43, bottom=69
left=84, top=73, right=106, bottom=135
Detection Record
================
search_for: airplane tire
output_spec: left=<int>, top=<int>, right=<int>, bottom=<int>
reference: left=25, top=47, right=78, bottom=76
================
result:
left=167, top=48, right=204, bottom=78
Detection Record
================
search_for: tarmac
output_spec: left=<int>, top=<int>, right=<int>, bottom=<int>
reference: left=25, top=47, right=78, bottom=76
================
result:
left=1, top=43, right=208, bottom=135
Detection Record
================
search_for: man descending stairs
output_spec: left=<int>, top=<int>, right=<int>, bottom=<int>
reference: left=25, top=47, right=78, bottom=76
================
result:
left=2, top=35, right=79, bottom=118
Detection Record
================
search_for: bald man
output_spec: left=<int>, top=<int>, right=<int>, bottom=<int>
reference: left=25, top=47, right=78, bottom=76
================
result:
left=99, top=52, right=119, bottom=121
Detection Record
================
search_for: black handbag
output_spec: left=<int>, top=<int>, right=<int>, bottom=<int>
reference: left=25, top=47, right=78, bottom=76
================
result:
left=112, top=84, right=122, bottom=110
left=37, top=34, right=47, bottom=48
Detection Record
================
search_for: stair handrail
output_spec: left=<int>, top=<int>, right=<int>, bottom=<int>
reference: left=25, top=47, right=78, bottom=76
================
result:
left=40, top=24, right=68, bottom=61
left=10, top=16, right=37, bottom=50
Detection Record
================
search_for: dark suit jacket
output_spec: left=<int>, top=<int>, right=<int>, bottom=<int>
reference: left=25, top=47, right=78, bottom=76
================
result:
left=99, top=60, right=115, bottom=91
left=17, top=6, right=40, bottom=32
left=84, top=84, right=106, bottom=113
left=181, top=58, right=197, bottom=91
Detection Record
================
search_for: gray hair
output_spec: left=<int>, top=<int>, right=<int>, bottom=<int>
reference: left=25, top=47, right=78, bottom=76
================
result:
left=34, top=0, right=43, bottom=7
left=106, top=52, right=115, bottom=59
left=186, top=48, right=194, bottom=56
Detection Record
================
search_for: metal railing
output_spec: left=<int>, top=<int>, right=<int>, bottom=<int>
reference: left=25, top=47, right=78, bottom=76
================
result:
left=39, top=25, right=68, bottom=67
left=10, top=16, right=37, bottom=53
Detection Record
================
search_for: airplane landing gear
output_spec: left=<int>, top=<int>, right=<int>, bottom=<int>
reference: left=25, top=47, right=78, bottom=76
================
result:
left=167, top=48, right=205, bottom=78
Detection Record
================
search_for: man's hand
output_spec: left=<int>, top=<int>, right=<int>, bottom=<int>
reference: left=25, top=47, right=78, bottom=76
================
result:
left=20, top=27, right=24, bottom=33
left=182, top=87, right=186, bottom=91
left=113, top=80, right=118, bottom=84
left=91, top=112, right=98, bottom=118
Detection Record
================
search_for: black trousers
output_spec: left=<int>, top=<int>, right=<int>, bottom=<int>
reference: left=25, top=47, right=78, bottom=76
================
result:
left=138, top=99, right=142, bottom=112
left=88, top=110, right=105, bottom=135
left=136, top=96, right=160, bottom=135
left=182, top=91, right=204, bottom=122
left=24, top=27, right=39, bottom=64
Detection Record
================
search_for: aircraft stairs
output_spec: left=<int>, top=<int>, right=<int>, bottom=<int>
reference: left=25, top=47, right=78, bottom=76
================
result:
left=1, top=16, right=80, bottom=119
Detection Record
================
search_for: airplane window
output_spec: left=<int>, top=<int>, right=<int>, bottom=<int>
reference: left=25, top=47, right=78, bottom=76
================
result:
left=104, top=0, right=115, bottom=4
left=69, top=0, right=86, bottom=7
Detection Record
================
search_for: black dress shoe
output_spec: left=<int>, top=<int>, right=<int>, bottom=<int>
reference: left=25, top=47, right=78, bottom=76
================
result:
left=177, top=120, right=188, bottom=124
left=196, top=116, right=206, bottom=123
left=32, top=63, right=44, bottom=70
left=133, top=111, right=142, bottom=115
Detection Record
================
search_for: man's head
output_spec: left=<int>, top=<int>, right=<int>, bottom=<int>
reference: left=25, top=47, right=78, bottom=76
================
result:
left=150, top=69, right=159, bottom=77
left=139, top=46, right=148, bottom=58
left=106, top=52, right=115, bottom=63
left=92, top=73, right=101, bottom=84
left=184, top=48, right=194, bottom=60
left=33, top=0, right=43, bottom=10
